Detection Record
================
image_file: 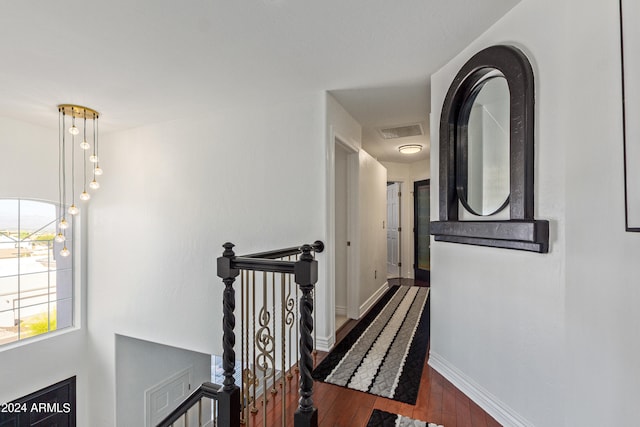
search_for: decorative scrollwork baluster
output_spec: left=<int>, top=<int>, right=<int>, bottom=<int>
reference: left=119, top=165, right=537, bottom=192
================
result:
left=256, top=272, right=275, bottom=427
left=285, top=272, right=296, bottom=380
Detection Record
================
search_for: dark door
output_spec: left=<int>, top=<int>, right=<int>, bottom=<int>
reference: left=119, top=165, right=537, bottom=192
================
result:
left=414, top=179, right=430, bottom=282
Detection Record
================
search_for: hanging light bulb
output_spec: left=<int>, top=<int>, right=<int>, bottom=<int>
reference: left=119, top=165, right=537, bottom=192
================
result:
left=60, top=246, right=70, bottom=257
left=80, top=191, right=91, bottom=201
left=59, top=218, right=69, bottom=230
left=89, top=154, right=98, bottom=163
left=80, top=140, right=90, bottom=150
left=68, top=204, right=79, bottom=215
left=69, top=125, right=79, bottom=135
left=54, top=233, right=66, bottom=243
left=89, top=179, right=100, bottom=190
left=94, top=166, right=103, bottom=176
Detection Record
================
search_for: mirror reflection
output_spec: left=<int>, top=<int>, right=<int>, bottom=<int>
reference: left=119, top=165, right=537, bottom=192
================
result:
left=465, top=75, right=510, bottom=215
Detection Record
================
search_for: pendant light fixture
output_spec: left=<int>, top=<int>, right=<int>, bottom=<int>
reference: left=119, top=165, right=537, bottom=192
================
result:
left=57, top=104, right=101, bottom=257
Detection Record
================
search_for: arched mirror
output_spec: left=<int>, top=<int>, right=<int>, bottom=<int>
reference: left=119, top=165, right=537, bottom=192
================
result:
left=457, top=71, right=510, bottom=216
left=431, top=45, right=550, bottom=253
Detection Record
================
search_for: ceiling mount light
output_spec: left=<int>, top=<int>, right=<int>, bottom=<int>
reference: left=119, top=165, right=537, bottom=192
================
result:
left=398, top=144, right=423, bottom=154
left=57, top=104, right=101, bottom=257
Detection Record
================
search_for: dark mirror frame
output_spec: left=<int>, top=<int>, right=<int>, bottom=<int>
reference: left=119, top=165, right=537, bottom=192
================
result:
left=430, top=45, right=550, bottom=253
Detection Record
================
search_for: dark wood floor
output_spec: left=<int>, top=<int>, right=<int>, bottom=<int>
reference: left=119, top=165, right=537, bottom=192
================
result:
left=247, top=279, right=502, bottom=427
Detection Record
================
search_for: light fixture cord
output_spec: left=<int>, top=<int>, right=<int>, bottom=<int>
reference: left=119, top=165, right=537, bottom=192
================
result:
left=62, top=111, right=67, bottom=237
left=95, top=116, right=99, bottom=170
left=71, top=115, right=76, bottom=204
left=58, top=109, right=63, bottom=221
left=92, top=116, right=97, bottom=180
left=83, top=116, right=87, bottom=192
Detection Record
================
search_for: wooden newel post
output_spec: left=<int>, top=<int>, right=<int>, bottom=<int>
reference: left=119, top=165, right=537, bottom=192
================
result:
left=294, top=244, right=319, bottom=427
left=216, top=242, right=241, bottom=427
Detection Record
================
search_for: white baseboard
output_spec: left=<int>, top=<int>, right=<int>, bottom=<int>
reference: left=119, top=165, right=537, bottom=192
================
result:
left=318, top=283, right=387, bottom=352
left=315, top=334, right=334, bottom=352
left=358, top=281, right=388, bottom=318
left=428, top=351, right=533, bottom=427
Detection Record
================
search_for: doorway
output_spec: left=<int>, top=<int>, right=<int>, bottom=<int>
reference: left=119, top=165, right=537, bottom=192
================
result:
left=414, top=179, right=430, bottom=281
left=386, top=182, right=401, bottom=278
left=334, top=142, right=350, bottom=330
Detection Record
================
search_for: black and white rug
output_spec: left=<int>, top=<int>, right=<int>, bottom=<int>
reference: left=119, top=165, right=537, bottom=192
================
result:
left=312, top=285, right=430, bottom=404
left=366, top=409, right=442, bottom=427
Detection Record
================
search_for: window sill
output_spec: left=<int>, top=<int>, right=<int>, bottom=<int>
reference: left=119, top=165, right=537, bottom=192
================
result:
left=0, top=325, right=82, bottom=353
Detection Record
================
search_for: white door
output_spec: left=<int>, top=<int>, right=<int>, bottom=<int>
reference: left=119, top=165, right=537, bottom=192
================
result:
left=146, top=368, right=193, bottom=427
left=387, top=182, right=401, bottom=278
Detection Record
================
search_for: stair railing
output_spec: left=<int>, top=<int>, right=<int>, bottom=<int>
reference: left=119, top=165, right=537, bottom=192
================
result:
left=158, top=241, right=323, bottom=427
left=156, top=382, right=220, bottom=427
left=217, top=241, right=323, bottom=427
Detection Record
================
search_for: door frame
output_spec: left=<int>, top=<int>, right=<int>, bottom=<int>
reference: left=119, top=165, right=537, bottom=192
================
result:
left=414, top=179, right=431, bottom=281
left=324, top=125, right=360, bottom=350
left=336, top=136, right=359, bottom=321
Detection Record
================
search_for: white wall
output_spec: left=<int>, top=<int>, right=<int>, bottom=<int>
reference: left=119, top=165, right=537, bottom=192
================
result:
left=357, top=150, right=387, bottom=313
left=87, top=94, right=326, bottom=425
left=430, top=1, right=566, bottom=426
left=326, top=95, right=362, bottom=151
left=429, top=0, right=640, bottom=426
left=563, top=1, right=640, bottom=425
left=115, top=335, right=211, bottom=427
left=0, top=116, right=89, bottom=425
left=382, top=158, right=430, bottom=279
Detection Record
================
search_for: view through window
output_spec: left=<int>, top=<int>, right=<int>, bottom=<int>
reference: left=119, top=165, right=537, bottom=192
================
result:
left=0, top=199, right=73, bottom=345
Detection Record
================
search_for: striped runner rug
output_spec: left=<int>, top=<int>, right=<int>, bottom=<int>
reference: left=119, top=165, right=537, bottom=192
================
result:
left=312, top=285, right=430, bottom=404
left=366, top=409, right=443, bottom=427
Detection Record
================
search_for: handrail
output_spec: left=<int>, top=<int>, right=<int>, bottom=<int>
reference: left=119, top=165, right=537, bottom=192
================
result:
left=156, top=382, right=220, bottom=427
left=240, top=240, right=324, bottom=259
left=228, top=240, right=324, bottom=274
left=231, top=258, right=296, bottom=273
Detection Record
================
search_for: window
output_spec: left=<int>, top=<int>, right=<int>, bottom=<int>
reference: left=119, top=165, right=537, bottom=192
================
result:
left=0, top=199, right=73, bottom=345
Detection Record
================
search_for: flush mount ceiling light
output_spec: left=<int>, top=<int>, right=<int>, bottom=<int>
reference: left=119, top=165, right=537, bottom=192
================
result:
left=57, top=104, right=101, bottom=257
left=398, top=144, right=423, bottom=154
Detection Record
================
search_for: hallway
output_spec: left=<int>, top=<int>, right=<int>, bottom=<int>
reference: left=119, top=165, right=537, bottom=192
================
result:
left=249, top=280, right=501, bottom=426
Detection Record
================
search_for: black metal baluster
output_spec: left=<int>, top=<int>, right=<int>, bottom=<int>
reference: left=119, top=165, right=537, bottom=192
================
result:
left=293, top=245, right=318, bottom=427
left=216, top=242, right=241, bottom=427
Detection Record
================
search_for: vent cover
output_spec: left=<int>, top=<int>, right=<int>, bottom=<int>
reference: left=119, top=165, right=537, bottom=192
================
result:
left=378, top=123, right=424, bottom=139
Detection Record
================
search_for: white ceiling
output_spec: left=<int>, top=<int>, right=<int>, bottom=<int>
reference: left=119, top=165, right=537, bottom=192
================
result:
left=0, top=0, right=517, bottom=162
left=331, top=81, right=432, bottom=163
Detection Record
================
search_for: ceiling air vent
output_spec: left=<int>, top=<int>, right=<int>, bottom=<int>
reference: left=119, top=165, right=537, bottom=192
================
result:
left=378, top=123, right=424, bottom=139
